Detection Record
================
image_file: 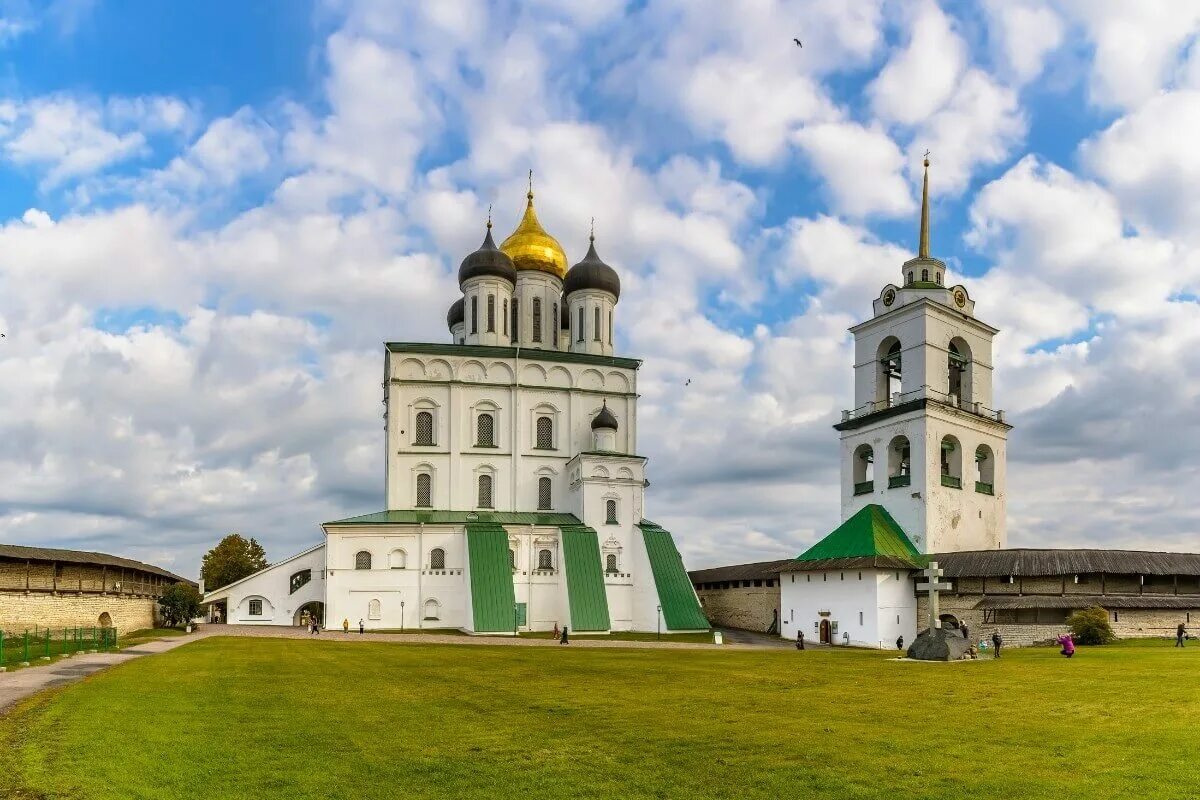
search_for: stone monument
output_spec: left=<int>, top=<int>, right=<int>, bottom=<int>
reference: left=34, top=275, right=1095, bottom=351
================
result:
left=906, top=562, right=972, bottom=661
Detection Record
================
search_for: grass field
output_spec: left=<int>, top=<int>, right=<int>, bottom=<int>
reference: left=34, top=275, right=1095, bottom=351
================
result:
left=0, top=637, right=1196, bottom=799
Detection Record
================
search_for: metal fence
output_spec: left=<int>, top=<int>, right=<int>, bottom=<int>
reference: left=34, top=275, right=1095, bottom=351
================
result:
left=0, top=626, right=118, bottom=668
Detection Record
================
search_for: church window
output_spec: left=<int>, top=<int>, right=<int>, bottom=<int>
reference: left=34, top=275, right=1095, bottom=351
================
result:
left=921, top=269, right=929, bottom=282
left=503, top=298, right=509, bottom=336
left=509, top=549, right=516, bottom=570
left=853, top=444, right=874, bottom=495
left=975, top=445, right=995, bottom=494
left=424, top=599, right=440, bottom=620
left=606, top=499, right=618, bottom=524
left=859, top=611, right=863, bottom=625
left=532, top=298, right=542, bottom=343
left=478, top=474, right=494, bottom=508
left=577, top=307, right=585, bottom=342
left=594, top=307, right=601, bottom=341
left=552, top=303, right=558, bottom=348
left=248, top=599, right=262, bottom=616
left=536, top=416, right=554, bottom=449
left=888, top=436, right=911, bottom=488
left=940, top=436, right=962, bottom=488
left=368, top=599, right=381, bottom=620
left=476, top=413, right=495, bottom=447
left=355, top=551, right=372, bottom=570
left=512, top=298, right=519, bottom=340
left=877, top=338, right=902, bottom=406
left=487, top=294, right=496, bottom=332
left=390, top=549, right=407, bottom=569
left=947, top=337, right=972, bottom=404
left=537, top=476, right=552, bottom=510
left=606, top=554, right=618, bottom=574
left=538, top=549, right=553, bottom=570
left=430, top=549, right=445, bottom=570
left=936, top=272, right=943, bottom=285
left=416, top=473, right=432, bottom=507
left=289, top=569, right=311, bottom=594
left=414, top=411, right=434, bottom=446
left=608, top=312, right=613, bottom=344
left=470, top=296, right=478, bottom=334
left=907, top=271, right=913, bottom=285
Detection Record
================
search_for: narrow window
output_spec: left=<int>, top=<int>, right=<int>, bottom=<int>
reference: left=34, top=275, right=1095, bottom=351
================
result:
left=535, top=416, right=553, bottom=449
left=606, top=499, right=617, bottom=524
left=859, top=611, right=864, bottom=625
left=608, top=312, right=613, bottom=344
left=430, top=548, right=445, bottom=570
left=415, top=473, right=432, bottom=507
left=907, top=271, right=913, bottom=285
left=538, top=476, right=552, bottom=510
left=470, top=295, right=478, bottom=334
left=355, top=551, right=372, bottom=570
left=532, top=298, right=542, bottom=343
left=594, top=307, right=601, bottom=341
left=248, top=599, right=262, bottom=615
left=538, top=549, right=553, bottom=570
left=424, top=599, right=440, bottom=620
left=512, top=298, right=519, bottom=340
left=414, top=411, right=434, bottom=445
left=478, top=474, right=493, bottom=508
left=487, top=294, right=495, bottom=332
left=476, top=413, right=495, bottom=447
left=552, top=303, right=558, bottom=349
left=503, top=298, right=509, bottom=336
left=921, top=269, right=929, bottom=282
left=509, top=549, right=516, bottom=570
left=936, top=272, right=943, bottom=285
left=577, top=307, right=585, bottom=342
left=606, top=554, right=618, bottom=574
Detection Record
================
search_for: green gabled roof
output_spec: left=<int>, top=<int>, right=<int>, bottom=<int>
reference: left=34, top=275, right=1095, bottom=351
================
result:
left=324, top=510, right=581, bottom=526
left=465, top=523, right=517, bottom=633
left=796, top=505, right=922, bottom=565
left=638, top=522, right=710, bottom=631
left=560, top=525, right=611, bottom=632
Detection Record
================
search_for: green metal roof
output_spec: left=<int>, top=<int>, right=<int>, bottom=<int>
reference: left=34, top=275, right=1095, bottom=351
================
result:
left=465, top=523, right=518, bottom=633
left=324, top=510, right=581, bottom=526
left=638, top=522, right=710, bottom=631
left=796, top=504, right=922, bottom=565
left=386, top=342, right=642, bottom=371
left=560, top=526, right=611, bottom=632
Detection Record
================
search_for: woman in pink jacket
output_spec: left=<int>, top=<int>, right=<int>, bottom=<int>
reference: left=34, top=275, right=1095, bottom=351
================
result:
left=1057, top=633, right=1075, bottom=658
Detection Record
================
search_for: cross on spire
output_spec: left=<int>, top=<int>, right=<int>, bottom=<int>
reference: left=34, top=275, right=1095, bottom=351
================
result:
left=918, top=153, right=932, bottom=259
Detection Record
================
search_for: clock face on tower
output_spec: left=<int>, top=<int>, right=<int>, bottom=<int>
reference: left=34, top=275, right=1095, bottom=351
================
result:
left=953, top=288, right=967, bottom=308
left=882, top=288, right=896, bottom=307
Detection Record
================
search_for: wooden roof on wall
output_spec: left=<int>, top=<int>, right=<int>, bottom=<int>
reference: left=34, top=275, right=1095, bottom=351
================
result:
left=0, top=543, right=191, bottom=583
left=935, top=548, right=1200, bottom=578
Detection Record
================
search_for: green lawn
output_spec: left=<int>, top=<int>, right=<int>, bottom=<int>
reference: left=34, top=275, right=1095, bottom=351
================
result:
left=1, top=637, right=1196, bottom=799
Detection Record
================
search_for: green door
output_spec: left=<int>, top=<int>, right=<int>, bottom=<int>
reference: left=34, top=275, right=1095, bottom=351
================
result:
left=514, top=602, right=527, bottom=628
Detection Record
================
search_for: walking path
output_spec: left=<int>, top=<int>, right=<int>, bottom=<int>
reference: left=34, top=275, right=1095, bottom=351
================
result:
left=1, top=624, right=783, bottom=715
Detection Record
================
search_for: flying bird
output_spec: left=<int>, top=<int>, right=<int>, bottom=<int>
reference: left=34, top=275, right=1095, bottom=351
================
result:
left=793, top=38, right=802, bottom=47
left=685, top=379, right=692, bottom=386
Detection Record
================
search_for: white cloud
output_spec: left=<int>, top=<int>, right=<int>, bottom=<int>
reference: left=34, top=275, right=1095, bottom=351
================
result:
left=4, top=98, right=146, bottom=186
left=983, top=0, right=1064, bottom=83
left=869, top=0, right=966, bottom=126
left=793, top=122, right=913, bottom=217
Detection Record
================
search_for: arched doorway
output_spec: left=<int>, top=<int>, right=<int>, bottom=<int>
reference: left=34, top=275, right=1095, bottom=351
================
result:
left=819, top=619, right=831, bottom=644
left=294, top=601, right=325, bottom=627
left=98, top=612, right=113, bottom=628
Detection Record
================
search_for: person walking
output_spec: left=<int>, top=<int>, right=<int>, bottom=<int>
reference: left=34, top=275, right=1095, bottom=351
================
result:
left=1057, top=632, right=1075, bottom=658
left=796, top=630, right=805, bottom=651
left=552, top=622, right=559, bottom=640
left=896, top=635, right=904, bottom=651
left=991, top=631, right=1002, bottom=658
left=359, top=619, right=365, bottom=635
left=342, top=618, right=349, bottom=634
left=1177, top=622, right=1187, bottom=647
left=961, top=622, right=970, bottom=640
left=560, top=625, right=569, bottom=645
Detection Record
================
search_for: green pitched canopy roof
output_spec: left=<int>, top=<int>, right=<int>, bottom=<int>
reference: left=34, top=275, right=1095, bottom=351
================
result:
left=796, top=505, right=922, bottom=565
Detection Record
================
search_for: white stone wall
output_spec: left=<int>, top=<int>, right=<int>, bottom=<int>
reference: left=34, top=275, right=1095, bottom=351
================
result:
left=779, top=568, right=917, bottom=648
left=461, top=276, right=514, bottom=347
left=204, top=545, right=325, bottom=626
left=566, top=288, right=616, bottom=357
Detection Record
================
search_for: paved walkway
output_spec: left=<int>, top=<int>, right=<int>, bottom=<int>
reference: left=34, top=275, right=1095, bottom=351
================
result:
left=1, top=625, right=782, bottom=715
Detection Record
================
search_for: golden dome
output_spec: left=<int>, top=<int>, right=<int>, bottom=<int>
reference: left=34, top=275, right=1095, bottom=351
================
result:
left=499, top=190, right=568, bottom=280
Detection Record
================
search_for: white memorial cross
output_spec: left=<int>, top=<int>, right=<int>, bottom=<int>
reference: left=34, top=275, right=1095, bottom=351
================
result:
left=917, top=561, right=953, bottom=632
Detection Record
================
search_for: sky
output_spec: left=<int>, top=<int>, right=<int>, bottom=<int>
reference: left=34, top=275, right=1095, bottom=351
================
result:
left=1, top=0, right=1199, bottom=578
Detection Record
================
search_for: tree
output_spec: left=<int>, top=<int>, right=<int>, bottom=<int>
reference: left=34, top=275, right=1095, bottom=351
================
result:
left=201, top=533, right=268, bottom=591
left=1067, top=606, right=1116, bottom=645
left=158, top=582, right=203, bottom=627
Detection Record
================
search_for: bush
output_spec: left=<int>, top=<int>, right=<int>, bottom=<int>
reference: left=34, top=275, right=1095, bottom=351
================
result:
left=158, top=583, right=203, bottom=628
left=1067, top=606, right=1116, bottom=645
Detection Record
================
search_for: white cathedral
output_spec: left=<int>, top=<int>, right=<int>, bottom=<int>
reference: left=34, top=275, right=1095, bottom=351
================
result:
left=203, top=185, right=709, bottom=635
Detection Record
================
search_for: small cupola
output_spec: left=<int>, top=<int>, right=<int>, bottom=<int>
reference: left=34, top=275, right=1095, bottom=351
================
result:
left=564, top=231, right=621, bottom=301
left=458, top=220, right=517, bottom=287
left=446, top=297, right=465, bottom=332
left=591, top=400, right=619, bottom=452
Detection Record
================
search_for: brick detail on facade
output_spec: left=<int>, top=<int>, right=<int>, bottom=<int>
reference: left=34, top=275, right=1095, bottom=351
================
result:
left=696, top=586, right=779, bottom=633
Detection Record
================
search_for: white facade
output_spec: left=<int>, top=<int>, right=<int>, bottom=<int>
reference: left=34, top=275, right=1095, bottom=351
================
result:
left=202, top=544, right=326, bottom=626
left=779, top=568, right=916, bottom=649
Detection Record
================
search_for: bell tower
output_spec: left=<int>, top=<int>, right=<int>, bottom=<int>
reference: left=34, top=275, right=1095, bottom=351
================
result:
left=833, top=158, right=1011, bottom=554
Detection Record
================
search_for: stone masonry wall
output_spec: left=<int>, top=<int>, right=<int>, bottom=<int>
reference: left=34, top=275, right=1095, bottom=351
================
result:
left=696, top=586, right=779, bottom=633
left=0, top=592, right=158, bottom=634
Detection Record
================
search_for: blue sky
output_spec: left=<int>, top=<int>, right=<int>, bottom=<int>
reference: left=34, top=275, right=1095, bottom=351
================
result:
left=0, top=1, right=1199, bottom=576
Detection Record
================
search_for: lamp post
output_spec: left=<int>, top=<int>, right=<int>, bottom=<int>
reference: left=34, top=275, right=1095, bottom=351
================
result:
left=401, top=601, right=405, bottom=633
left=656, top=605, right=662, bottom=641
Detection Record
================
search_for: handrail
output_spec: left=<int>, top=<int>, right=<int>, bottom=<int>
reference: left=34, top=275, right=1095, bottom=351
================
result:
left=841, top=385, right=1005, bottom=424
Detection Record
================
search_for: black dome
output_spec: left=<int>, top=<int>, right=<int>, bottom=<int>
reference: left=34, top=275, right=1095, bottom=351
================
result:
left=564, top=239, right=620, bottom=300
left=591, top=401, right=618, bottom=431
left=446, top=297, right=465, bottom=330
left=458, top=226, right=517, bottom=287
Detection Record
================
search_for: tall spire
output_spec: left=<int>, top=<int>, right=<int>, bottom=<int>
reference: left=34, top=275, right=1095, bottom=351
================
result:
left=918, top=152, right=931, bottom=259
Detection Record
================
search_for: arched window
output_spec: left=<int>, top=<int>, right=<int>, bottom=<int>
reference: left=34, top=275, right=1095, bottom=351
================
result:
left=478, top=474, right=493, bottom=508
left=423, top=599, right=440, bottom=620
left=877, top=338, right=902, bottom=407
left=355, top=551, right=372, bottom=570
left=368, top=599, right=381, bottom=620
left=552, top=303, right=558, bottom=349
left=936, top=271, right=943, bottom=285
left=888, top=436, right=911, bottom=488
left=389, top=549, right=407, bottom=569
left=470, top=295, right=478, bottom=334
left=538, top=549, right=553, bottom=570
left=940, top=435, right=962, bottom=488
left=907, top=271, right=913, bottom=285
left=487, top=294, right=495, bottom=332
left=608, top=311, right=613, bottom=344
left=476, top=413, right=495, bottom=447
left=536, top=416, right=553, bottom=449
left=430, top=548, right=445, bottom=570
left=532, top=297, right=542, bottom=343
left=509, top=549, right=516, bottom=570
left=248, top=598, right=263, bottom=616
left=921, top=268, right=929, bottom=282
left=976, top=445, right=995, bottom=494
left=853, top=445, right=874, bottom=495
left=415, top=473, right=432, bottom=507
left=512, top=298, right=519, bottom=340
left=594, top=307, right=601, bottom=341
left=606, top=553, right=618, bottom=574
left=577, top=306, right=585, bottom=342
left=289, top=569, right=312, bottom=594
left=503, top=298, right=509, bottom=336
left=538, top=476, right=552, bottom=510
left=414, top=411, right=434, bottom=446
left=606, top=499, right=618, bottom=524
left=947, top=337, right=972, bottom=405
